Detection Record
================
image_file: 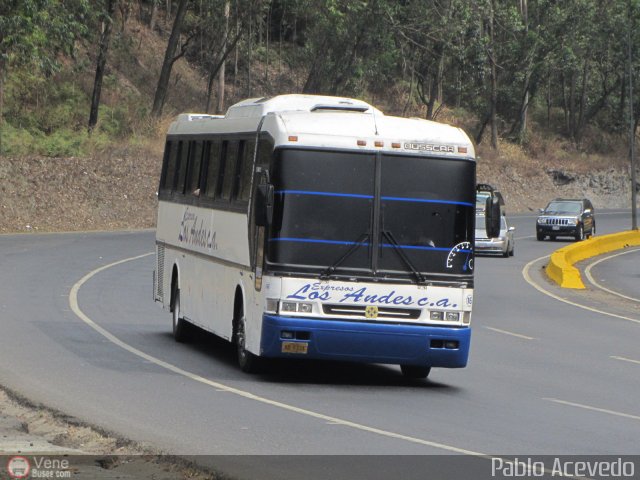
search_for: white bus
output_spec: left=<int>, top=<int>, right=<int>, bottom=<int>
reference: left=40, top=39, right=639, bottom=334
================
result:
left=154, top=94, right=499, bottom=378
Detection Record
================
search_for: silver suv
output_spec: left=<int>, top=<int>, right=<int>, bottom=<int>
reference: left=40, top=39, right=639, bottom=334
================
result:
left=536, top=198, right=595, bottom=241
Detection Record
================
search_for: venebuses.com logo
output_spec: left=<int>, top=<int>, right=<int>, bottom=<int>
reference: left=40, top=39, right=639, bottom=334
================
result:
left=6, top=456, right=30, bottom=479
left=6, top=456, right=71, bottom=479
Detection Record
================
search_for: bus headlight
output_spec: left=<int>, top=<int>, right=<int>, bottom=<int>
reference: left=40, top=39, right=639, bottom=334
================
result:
left=281, top=301, right=313, bottom=314
left=445, top=312, right=460, bottom=322
left=298, top=303, right=313, bottom=313
left=430, top=311, right=461, bottom=322
left=281, top=301, right=298, bottom=312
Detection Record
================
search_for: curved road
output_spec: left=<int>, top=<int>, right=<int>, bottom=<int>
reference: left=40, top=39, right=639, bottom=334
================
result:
left=0, top=210, right=638, bottom=478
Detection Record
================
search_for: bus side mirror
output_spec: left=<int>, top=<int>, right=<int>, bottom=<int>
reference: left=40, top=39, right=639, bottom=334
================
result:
left=485, top=196, right=501, bottom=238
left=255, top=184, right=274, bottom=227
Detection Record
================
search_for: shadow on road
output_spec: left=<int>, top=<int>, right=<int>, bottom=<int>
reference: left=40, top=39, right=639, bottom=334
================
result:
left=163, top=326, right=461, bottom=391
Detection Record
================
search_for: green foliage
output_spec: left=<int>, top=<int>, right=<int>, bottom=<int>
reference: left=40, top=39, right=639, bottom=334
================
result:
left=3, top=0, right=640, bottom=158
left=1, top=122, right=88, bottom=157
left=0, top=0, right=92, bottom=74
left=0, top=122, right=36, bottom=156
left=39, top=129, right=86, bottom=156
left=4, top=69, right=88, bottom=132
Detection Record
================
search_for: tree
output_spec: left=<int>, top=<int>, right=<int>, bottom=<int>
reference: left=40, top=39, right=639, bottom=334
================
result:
left=0, top=0, right=90, bottom=153
left=386, top=0, right=472, bottom=120
left=151, top=0, right=189, bottom=117
left=216, top=1, right=230, bottom=113
left=88, top=0, right=118, bottom=133
left=300, top=0, right=395, bottom=96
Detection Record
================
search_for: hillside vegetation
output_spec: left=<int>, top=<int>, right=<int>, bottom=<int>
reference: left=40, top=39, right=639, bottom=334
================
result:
left=0, top=0, right=638, bottom=232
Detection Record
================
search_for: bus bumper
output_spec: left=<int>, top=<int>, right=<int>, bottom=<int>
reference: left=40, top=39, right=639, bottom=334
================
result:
left=260, top=315, right=470, bottom=368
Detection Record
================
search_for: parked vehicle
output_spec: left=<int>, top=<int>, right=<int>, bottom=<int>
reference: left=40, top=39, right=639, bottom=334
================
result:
left=536, top=198, right=595, bottom=241
left=476, top=184, right=505, bottom=217
left=475, top=216, right=515, bottom=257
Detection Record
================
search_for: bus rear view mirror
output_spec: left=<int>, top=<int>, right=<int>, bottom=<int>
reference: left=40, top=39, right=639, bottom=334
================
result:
left=255, top=183, right=274, bottom=227
left=485, top=196, right=501, bottom=238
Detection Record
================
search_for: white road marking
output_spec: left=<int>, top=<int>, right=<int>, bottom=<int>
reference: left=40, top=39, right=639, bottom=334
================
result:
left=584, top=248, right=640, bottom=303
left=544, top=398, right=640, bottom=421
left=522, top=255, right=640, bottom=325
left=69, top=252, right=486, bottom=456
left=484, top=326, right=535, bottom=340
left=611, top=356, right=640, bottom=366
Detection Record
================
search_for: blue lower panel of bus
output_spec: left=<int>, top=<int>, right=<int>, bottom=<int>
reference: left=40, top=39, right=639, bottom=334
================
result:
left=260, top=315, right=470, bottom=368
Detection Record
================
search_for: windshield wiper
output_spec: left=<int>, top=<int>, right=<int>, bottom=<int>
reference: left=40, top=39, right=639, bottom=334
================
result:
left=381, top=230, right=427, bottom=285
left=320, top=232, right=370, bottom=280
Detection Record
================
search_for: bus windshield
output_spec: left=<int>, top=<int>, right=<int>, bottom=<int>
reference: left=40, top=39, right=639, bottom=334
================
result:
left=266, top=148, right=475, bottom=281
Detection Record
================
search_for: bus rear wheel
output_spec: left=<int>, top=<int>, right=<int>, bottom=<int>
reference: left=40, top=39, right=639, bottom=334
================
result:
left=235, top=315, right=262, bottom=373
left=172, top=289, right=189, bottom=342
left=400, top=365, right=431, bottom=379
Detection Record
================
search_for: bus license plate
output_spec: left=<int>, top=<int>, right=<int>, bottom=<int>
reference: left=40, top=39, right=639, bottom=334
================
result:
left=282, top=342, right=308, bottom=354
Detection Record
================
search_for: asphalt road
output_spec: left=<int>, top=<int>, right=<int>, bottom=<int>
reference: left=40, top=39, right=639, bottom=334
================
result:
left=0, top=210, right=638, bottom=479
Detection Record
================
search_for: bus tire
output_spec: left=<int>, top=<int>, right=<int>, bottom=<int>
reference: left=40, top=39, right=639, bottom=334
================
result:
left=172, top=288, right=189, bottom=342
left=401, top=365, right=431, bottom=379
left=235, top=315, right=262, bottom=373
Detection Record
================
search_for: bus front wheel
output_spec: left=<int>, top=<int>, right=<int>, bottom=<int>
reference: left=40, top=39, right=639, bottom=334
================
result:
left=235, top=316, right=262, bottom=373
left=172, top=289, right=189, bottom=342
left=400, top=365, right=431, bottom=379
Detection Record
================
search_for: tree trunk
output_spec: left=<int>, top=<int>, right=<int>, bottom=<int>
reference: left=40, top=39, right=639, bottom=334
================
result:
left=569, top=70, right=576, bottom=139
left=516, top=0, right=529, bottom=142
left=546, top=70, right=551, bottom=127
left=217, top=0, right=230, bottom=113
left=214, top=0, right=231, bottom=113
left=488, top=0, right=499, bottom=150
left=426, top=43, right=445, bottom=120
left=265, top=0, right=271, bottom=83
left=151, top=0, right=188, bottom=117
left=206, top=27, right=244, bottom=113
left=575, top=60, right=589, bottom=142
left=150, top=0, right=158, bottom=31
left=247, top=2, right=253, bottom=96
left=302, top=36, right=329, bottom=94
left=0, top=60, right=5, bottom=155
left=475, top=111, right=491, bottom=145
left=619, top=74, right=626, bottom=127
left=88, top=0, right=117, bottom=133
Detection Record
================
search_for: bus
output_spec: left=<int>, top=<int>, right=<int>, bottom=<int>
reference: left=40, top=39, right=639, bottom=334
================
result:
left=154, top=94, right=499, bottom=378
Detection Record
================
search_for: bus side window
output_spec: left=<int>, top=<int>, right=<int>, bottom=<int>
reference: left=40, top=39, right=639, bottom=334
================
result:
left=238, top=139, right=256, bottom=203
left=204, top=140, right=221, bottom=200
left=221, top=141, right=239, bottom=201
left=175, top=141, right=190, bottom=195
left=187, top=141, right=203, bottom=196
left=231, top=140, right=246, bottom=201
left=160, top=141, right=178, bottom=193
left=256, top=137, right=273, bottom=169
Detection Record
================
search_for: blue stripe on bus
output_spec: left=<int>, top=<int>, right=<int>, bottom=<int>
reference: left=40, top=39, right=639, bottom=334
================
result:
left=381, top=196, right=474, bottom=207
left=270, top=237, right=370, bottom=246
left=274, top=190, right=373, bottom=199
left=379, top=244, right=454, bottom=252
left=269, top=238, right=470, bottom=253
left=274, top=190, right=472, bottom=207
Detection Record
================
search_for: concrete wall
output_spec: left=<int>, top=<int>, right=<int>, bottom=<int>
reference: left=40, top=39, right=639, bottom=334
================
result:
left=546, top=230, right=640, bottom=289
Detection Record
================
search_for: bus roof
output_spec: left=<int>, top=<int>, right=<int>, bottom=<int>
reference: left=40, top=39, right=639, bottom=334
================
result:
left=167, top=95, right=474, bottom=159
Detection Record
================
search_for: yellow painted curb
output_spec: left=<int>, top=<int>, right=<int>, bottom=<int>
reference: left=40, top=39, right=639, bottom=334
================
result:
left=546, top=230, right=640, bottom=289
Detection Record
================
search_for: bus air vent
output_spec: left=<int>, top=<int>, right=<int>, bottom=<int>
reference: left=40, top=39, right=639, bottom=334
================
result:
left=322, top=304, right=420, bottom=320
